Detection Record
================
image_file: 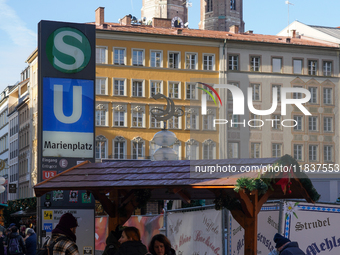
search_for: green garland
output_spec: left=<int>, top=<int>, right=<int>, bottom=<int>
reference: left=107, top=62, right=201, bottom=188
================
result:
left=214, top=154, right=320, bottom=211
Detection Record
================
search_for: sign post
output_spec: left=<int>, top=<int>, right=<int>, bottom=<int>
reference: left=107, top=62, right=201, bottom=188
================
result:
left=37, top=20, right=95, bottom=252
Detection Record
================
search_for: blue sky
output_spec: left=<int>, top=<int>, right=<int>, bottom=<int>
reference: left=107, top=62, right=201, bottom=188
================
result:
left=0, top=0, right=339, bottom=91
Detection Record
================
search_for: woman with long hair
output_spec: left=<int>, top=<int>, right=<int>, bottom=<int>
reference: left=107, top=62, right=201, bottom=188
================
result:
left=148, top=234, right=176, bottom=255
left=115, top=227, right=148, bottom=255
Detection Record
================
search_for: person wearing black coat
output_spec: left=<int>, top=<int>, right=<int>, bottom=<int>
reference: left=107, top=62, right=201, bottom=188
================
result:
left=7, top=227, right=26, bottom=255
left=149, top=234, right=176, bottom=255
left=273, top=233, right=305, bottom=255
left=25, top=229, right=36, bottom=255
left=115, top=227, right=148, bottom=255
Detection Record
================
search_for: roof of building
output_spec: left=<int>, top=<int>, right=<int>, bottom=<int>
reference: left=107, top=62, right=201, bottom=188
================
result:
left=92, top=22, right=339, bottom=49
left=34, top=157, right=313, bottom=202
left=310, top=25, right=340, bottom=40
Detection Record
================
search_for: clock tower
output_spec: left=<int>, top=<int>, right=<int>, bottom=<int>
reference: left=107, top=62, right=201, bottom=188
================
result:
left=199, top=0, right=244, bottom=32
left=141, top=0, right=188, bottom=28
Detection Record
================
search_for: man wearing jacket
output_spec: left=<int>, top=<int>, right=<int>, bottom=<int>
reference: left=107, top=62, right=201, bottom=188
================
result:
left=7, top=226, right=26, bottom=255
left=273, top=233, right=306, bottom=255
left=48, top=213, right=79, bottom=255
left=25, top=229, right=37, bottom=255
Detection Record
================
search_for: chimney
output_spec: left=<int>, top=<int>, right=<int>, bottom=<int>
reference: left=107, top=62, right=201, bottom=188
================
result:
left=292, top=29, right=296, bottom=38
left=229, top=25, right=239, bottom=34
left=286, top=38, right=291, bottom=43
left=245, top=30, right=253, bottom=34
left=152, top=18, right=172, bottom=28
left=95, top=7, right=105, bottom=26
left=120, top=15, right=132, bottom=26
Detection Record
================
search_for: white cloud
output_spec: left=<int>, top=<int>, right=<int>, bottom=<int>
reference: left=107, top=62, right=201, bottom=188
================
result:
left=0, top=0, right=36, bottom=47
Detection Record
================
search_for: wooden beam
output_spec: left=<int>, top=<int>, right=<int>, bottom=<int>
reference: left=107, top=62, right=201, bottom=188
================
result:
left=176, top=190, right=191, bottom=204
left=244, top=190, right=258, bottom=255
left=230, top=209, right=246, bottom=229
left=256, top=189, right=274, bottom=214
left=237, top=189, right=254, bottom=218
left=91, top=191, right=115, bottom=218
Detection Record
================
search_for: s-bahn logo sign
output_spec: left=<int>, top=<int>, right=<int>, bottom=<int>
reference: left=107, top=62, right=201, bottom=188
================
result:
left=45, top=27, right=91, bottom=73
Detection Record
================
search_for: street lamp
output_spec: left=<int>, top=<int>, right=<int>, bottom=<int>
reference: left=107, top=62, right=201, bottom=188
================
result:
left=151, top=94, right=183, bottom=161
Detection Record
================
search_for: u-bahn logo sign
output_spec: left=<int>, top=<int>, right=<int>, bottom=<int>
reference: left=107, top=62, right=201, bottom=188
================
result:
left=45, top=27, right=91, bottom=73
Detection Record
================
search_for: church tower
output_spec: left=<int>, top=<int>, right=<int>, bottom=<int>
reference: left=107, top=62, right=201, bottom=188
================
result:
left=141, top=0, right=188, bottom=28
left=199, top=0, right=244, bottom=32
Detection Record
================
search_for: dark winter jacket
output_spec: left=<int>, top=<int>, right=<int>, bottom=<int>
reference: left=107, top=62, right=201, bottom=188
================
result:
left=7, top=232, right=26, bottom=255
left=25, top=233, right=37, bottom=255
left=102, top=231, right=119, bottom=255
left=114, top=241, right=148, bottom=255
left=280, top=242, right=305, bottom=255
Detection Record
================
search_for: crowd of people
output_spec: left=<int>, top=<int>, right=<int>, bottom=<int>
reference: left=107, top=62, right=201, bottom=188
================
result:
left=0, top=223, right=36, bottom=255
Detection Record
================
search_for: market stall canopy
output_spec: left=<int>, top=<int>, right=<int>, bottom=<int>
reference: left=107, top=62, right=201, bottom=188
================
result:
left=10, top=210, right=36, bottom=217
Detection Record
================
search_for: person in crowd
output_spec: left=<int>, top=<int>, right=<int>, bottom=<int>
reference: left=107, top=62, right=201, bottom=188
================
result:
left=114, top=227, right=147, bottom=255
left=102, top=225, right=125, bottom=255
left=0, top=223, right=5, bottom=237
left=48, top=213, right=79, bottom=255
left=0, top=228, right=4, bottom=255
left=24, top=229, right=36, bottom=255
left=19, top=227, right=25, bottom=239
left=273, top=233, right=305, bottom=255
left=7, top=226, right=26, bottom=255
left=148, top=234, right=176, bottom=255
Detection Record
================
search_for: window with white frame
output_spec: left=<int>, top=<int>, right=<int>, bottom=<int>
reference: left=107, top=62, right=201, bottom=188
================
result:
left=323, top=61, right=332, bottom=76
left=323, top=88, right=332, bottom=104
left=308, top=60, right=317, bottom=75
left=185, top=53, right=197, bottom=69
left=202, top=84, right=214, bottom=101
left=294, top=144, right=303, bottom=161
left=150, top=50, right=162, bottom=67
left=227, top=82, right=239, bottom=101
left=250, top=56, right=260, bottom=72
left=249, top=113, right=262, bottom=130
left=168, top=52, right=180, bottom=68
left=113, top=79, right=126, bottom=96
left=228, top=55, right=239, bottom=71
left=186, top=83, right=197, bottom=99
left=293, top=59, right=302, bottom=74
left=309, top=145, right=318, bottom=161
left=131, top=106, right=144, bottom=127
left=132, top=80, right=144, bottom=97
left=167, top=109, right=181, bottom=129
left=203, top=139, right=215, bottom=159
left=324, top=117, right=332, bottom=132
left=96, top=46, right=107, bottom=64
left=186, top=108, right=198, bottom=129
left=293, top=86, right=302, bottom=99
left=132, top=49, right=144, bottom=66
left=203, top=109, right=216, bottom=130
left=203, top=54, right=214, bottom=70
left=272, top=115, right=281, bottom=130
left=185, top=139, right=198, bottom=160
left=132, top=137, right=144, bottom=159
left=150, top=81, right=162, bottom=97
left=251, top=143, right=261, bottom=158
left=308, top=87, right=317, bottom=104
left=293, top=116, right=303, bottom=131
left=324, top=145, right=332, bottom=161
left=272, top=58, right=282, bottom=73
left=113, top=105, right=126, bottom=127
left=150, top=107, right=163, bottom=128
left=272, top=84, right=281, bottom=102
left=228, top=142, right=239, bottom=158
left=228, top=113, right=239, bottom=128
left=308, top=116, right=317, bottom=131
left=168, top=82, right=180, bottom=99
left=251, top=84, right=260, bottom=101
left=95, top=135, right=107, bottom=159
left=272, top=144, right=282, bottom=157
left=95, top=104, right=108, bottom=126
left=113, top=136, right=126, bottom=159
left=113, top=48, right=126, bottom=65
left=96, top=78, right=107, bottom=95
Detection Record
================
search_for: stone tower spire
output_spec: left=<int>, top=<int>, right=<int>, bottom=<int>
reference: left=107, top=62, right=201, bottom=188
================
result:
left=141, top=0, right=188, bottom=28
left=199, top=0, right=244, bottom=32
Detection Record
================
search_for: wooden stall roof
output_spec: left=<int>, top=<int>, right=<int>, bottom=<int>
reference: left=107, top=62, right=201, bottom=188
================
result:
left=34, top=158, right=312, bottom=202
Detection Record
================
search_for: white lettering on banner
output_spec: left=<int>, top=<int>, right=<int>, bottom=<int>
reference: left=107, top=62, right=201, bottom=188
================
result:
left=53, top=31, right=85, bottom=71
left=54, top=85, right=82, bottom=124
